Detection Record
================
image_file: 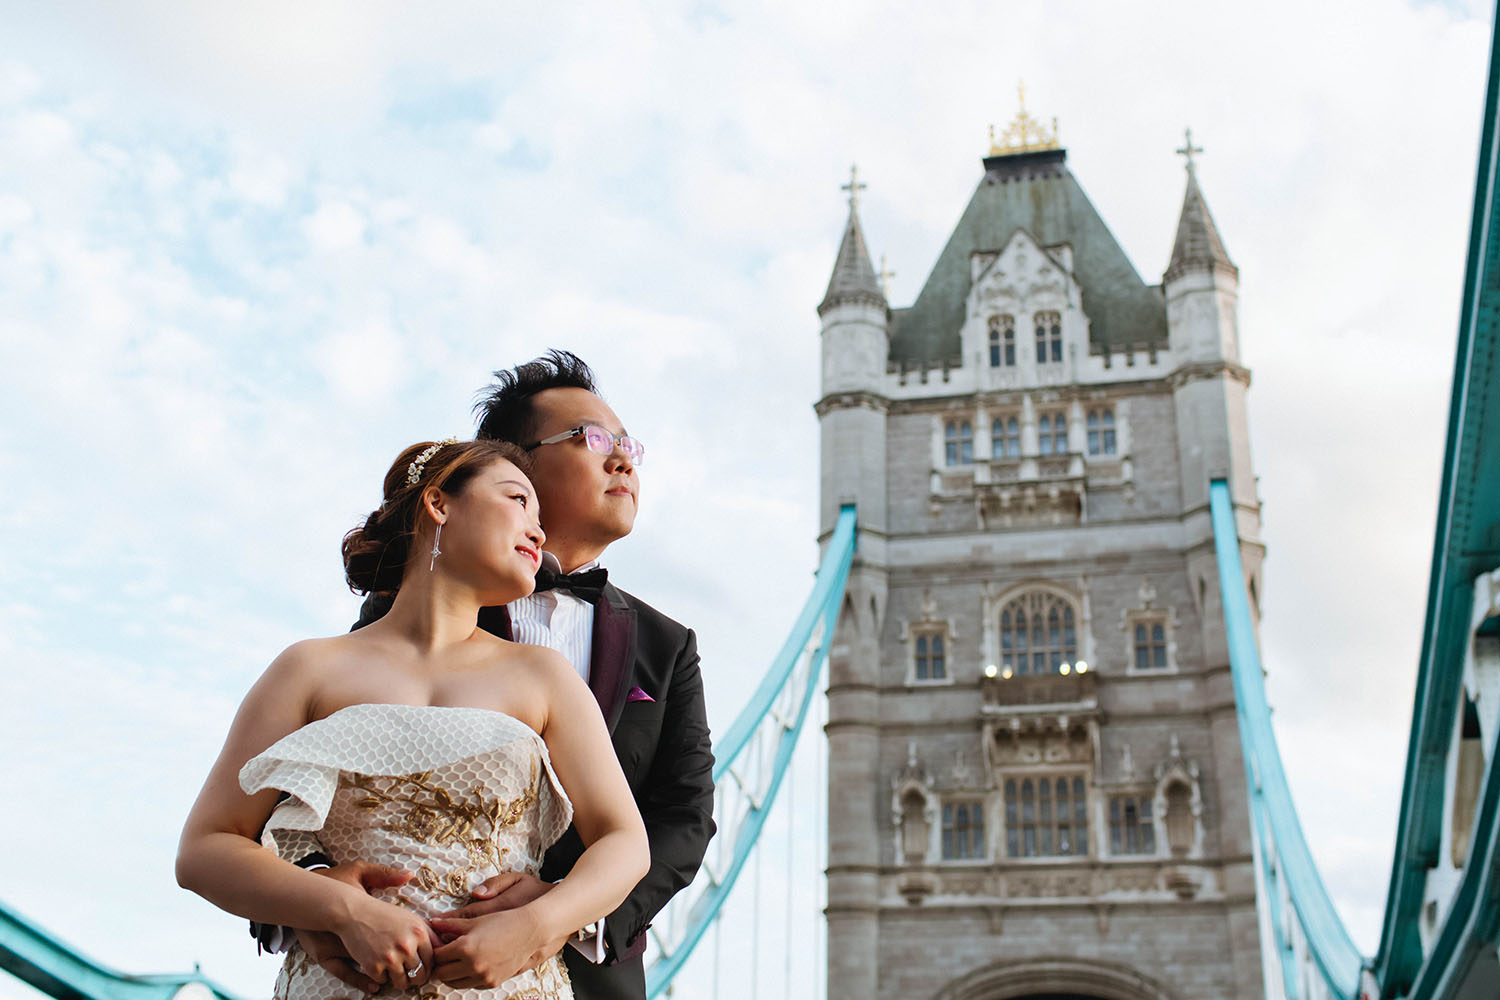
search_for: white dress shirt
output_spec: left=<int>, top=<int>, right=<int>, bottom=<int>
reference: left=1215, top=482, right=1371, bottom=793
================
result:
left=507, top=552, right=597, bottom=685
left=507, top=551, right=607, bottom=964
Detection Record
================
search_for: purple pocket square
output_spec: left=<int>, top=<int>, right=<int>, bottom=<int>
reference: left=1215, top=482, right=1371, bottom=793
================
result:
left=626, top=686, right=655, bottom=703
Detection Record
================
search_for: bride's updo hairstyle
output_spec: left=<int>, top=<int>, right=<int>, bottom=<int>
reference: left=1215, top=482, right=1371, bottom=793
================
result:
left=342, top=438, right=533, bottom=594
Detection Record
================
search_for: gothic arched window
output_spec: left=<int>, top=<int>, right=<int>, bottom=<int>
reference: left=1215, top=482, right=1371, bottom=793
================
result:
left=999, top=591, right=1079, bottom=675
left=941, top=800, right=985, bottom=860
left=1109, top=794, right=1156, bottom=855
left=1035, top=310, right=1062, bottom=364
left=1134, top=622, right=1168, bottom=670
left=944, top=420, right=974, bottom=466
left=988, top=315, right=1016, bottom=368
left=1005, top=776, right=1087, bottom=857
left=992, top=416, right=1020, bottom=458
left=1038, top=413, right=1069, bottom=455
left=914, top=633, right=946, bottom=680
left=1086, top=407, right=1117, bottom=455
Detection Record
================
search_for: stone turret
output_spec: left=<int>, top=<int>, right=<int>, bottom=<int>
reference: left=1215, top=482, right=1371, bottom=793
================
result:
left=817, top=167, right=890, bottom=1000
left=817, top=167, right=890, bottom=540
left=1164, top=140, right=1240, bottom=364
left=1164, top=134, right=1256, bottom=514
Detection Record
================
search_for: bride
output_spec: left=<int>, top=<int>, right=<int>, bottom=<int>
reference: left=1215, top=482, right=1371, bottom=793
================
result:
left=177, top=438, right=648, bottom=999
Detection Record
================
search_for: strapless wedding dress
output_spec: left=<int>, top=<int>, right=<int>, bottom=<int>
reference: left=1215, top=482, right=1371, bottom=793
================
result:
left=240, top=704, right=574, bottom=1000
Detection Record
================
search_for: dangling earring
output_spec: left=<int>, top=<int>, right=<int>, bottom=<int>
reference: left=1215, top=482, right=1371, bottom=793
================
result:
left=429, top=523, right=443, bottom=572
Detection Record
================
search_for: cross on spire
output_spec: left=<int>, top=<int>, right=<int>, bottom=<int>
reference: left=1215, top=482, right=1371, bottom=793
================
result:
left=841, top=163, right=867, bottom=210
left=1177, top=127, right=1204, bottom=174
left=878, top=253, right=896, bottom=296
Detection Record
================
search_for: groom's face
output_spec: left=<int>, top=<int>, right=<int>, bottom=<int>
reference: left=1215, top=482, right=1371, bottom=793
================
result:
left=526, top=386, right=639, bottom=551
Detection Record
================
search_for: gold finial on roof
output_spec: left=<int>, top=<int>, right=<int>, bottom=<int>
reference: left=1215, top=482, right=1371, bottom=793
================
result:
left=988, top=79, right=1061, bottom=156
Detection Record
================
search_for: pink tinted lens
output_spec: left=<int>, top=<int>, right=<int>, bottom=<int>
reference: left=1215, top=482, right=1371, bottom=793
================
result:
left=583, top=426, right=613, bottom=454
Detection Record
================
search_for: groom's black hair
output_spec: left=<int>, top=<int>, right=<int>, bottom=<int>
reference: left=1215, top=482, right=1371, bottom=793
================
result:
left=474, top=349, right=599, bottom=446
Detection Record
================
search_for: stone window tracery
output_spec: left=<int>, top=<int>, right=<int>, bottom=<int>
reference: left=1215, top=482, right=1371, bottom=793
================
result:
left=944, top=420, right=973, bottom=466
left=1133, top=621, right=1168, bottom=671
left=1122, top=580, right=1178, bottom=674
left=914, top=632, right=946, bottom=681
left=1038, top=412, right=1069, bottom=455
left=941, top=800, right=986, bottom=860
left=991, top=415, right=1021, bottom=458
left=1004, top=775, right=1087, bottom=857
left=999, top=591, right=1079, bottom=676
left=1087, top=407, right=1117, bottom=455
left=903, top=591, right=956, bottom=686
left=1108, top=794, right=1156, bottom=855
left=988, top=315, right=1016, bottom=368
left=1034, top=310, right=1063, bottom=364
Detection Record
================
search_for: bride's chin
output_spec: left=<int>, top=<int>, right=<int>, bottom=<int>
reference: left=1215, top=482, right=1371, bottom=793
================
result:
left=474, top=571, right=534, bottom=607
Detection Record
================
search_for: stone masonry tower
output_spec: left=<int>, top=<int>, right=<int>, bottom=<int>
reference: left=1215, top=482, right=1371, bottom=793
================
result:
left=818, top=111, right=1266, bottom=1000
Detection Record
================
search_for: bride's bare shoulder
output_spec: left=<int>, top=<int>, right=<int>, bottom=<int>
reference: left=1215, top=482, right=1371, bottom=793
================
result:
left=260, top=634, right=363, bottom=686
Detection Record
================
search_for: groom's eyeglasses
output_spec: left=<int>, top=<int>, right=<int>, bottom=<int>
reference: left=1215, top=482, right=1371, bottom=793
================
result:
left=525, top=425, right=646, bottom=465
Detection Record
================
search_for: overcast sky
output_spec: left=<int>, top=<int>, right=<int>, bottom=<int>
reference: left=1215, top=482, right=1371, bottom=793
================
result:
left=0, top=2, right=1492, bottom=997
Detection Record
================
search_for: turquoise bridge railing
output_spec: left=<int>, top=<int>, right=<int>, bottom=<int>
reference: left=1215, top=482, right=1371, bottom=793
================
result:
left=643, top=504, right=857, bottom=998
left=0, top=899, right=242, bottom=1000
left=1210, top=480, right=1367, bottom=999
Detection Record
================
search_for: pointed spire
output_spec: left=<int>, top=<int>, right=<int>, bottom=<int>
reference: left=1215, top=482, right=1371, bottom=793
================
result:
left=1165, top=130, right=1237, bottom=284
left=819, top=164, right=887, bottom=315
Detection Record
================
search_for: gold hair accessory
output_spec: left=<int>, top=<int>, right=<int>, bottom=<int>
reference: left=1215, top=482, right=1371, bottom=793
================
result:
left=407, top=438, right=459, bottom=487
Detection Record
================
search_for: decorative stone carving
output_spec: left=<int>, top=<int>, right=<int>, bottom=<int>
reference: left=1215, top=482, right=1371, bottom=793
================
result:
left=891, top=742, right=938, bottom=864
left=1153, top=733, right=1206, bottom=873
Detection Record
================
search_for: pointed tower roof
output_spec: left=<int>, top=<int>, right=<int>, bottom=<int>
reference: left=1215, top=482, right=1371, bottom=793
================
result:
left=1164, top=132, right=1237, bottom=284
left=819, top=165, right=887, bottom=316
left=888, top=146, right=1168, bottom=364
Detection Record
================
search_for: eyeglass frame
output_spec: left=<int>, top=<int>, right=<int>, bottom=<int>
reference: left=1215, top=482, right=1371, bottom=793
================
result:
left=523, top=424, right=645, bottom=465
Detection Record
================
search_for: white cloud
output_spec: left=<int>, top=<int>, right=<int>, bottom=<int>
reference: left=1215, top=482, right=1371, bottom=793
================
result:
left=302, top=200, right=367, bottom=252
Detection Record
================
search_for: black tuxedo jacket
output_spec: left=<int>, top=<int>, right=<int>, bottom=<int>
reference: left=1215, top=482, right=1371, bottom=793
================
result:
left=354, top=583, right=717, bottom=1000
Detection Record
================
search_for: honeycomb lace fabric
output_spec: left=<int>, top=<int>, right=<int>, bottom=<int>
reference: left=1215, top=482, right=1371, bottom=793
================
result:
left=240, top=704, right=575, bottom=1000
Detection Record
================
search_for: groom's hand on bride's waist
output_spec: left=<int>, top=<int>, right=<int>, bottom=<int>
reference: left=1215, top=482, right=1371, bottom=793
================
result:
left=294, top=862, right=426, bottom=994
left=444, top=872, right=553, bottom=917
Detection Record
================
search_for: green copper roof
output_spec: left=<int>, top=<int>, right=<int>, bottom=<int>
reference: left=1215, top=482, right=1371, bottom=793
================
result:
left=888, top=149, right=1168, bottom=365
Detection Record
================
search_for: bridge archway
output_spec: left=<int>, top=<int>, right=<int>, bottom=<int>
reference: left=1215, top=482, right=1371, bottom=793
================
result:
left=930, top=956, right=1178, bottom=1000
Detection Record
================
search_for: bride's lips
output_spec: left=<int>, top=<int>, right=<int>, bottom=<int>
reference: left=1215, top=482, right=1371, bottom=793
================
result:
left=515, top=544, right=540, bottom=567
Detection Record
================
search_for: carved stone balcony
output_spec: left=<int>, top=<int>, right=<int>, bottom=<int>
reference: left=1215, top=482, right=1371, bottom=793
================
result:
left=928, top=452, right=1087, bottom=528
left=981, top=669, right=1100, bottom=770
left=982, top=667, right=1098, bottom=713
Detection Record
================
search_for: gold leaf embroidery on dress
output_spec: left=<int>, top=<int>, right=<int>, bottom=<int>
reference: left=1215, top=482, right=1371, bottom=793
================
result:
left=340, top=756, right=541, bottom=901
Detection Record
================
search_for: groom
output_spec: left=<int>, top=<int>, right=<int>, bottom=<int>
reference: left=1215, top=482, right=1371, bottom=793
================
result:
left=291, top=351, right=716, bottom=1000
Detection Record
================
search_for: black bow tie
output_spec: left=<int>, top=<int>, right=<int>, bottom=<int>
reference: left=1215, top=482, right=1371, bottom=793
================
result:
left=533, top=566, right=608, bottom=602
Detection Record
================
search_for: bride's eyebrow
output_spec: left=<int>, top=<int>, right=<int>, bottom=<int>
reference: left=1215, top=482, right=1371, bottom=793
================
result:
left=494, top=478, right=534, bottom=494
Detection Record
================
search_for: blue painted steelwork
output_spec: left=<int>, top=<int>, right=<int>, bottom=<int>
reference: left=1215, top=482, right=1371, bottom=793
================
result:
left=643, top=505, right=857, bottom=998
left=0, top=900, right=242, bottom=1000
left=1210, top=480, right=1366, bottom=999
left=1372, top=2, right=1500, bottom=995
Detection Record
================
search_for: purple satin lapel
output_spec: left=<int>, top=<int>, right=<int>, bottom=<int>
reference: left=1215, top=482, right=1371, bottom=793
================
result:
left=590, top=591, right=636, bottom=731
left=479, top=604, right=513, bottom=641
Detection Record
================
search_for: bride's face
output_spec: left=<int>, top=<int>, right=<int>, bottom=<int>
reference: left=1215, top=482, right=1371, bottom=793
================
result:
left=433, top=457, right=545, bottom=603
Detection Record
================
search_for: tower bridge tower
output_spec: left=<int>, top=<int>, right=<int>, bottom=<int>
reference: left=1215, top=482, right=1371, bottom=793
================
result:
left=817, top=113, right=1265, bottom=1000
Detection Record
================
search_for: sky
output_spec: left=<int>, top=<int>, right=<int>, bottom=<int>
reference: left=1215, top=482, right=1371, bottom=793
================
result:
left=0, top=1, right=1492, bottom=998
